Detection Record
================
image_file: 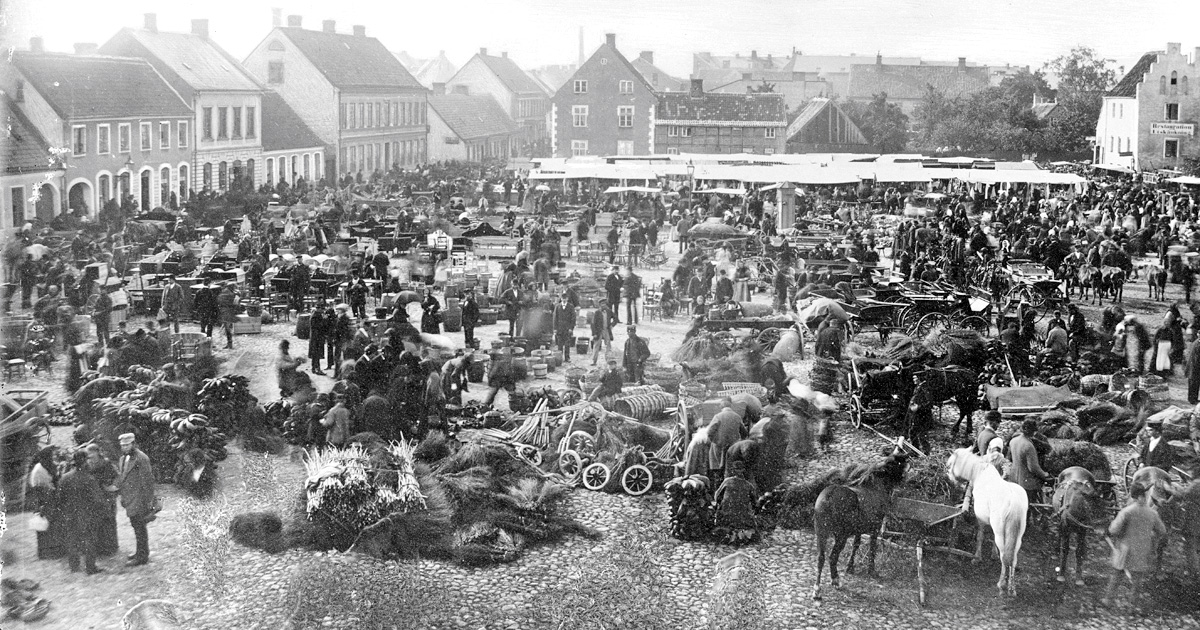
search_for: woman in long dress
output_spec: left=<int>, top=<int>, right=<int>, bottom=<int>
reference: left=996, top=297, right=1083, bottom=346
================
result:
left=25, top=447, right=65, bottom=560
left=84, top=443, right=120, bottom=557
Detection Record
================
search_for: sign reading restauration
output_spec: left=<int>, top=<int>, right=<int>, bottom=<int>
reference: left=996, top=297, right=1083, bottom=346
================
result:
left=1151, top=122, right=1195, bottom=136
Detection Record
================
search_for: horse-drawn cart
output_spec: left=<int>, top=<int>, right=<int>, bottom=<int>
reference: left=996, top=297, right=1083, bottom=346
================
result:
left=879, top=497, right=972, bottom=606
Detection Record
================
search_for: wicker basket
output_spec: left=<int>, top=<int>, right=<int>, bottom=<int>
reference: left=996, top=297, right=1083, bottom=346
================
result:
left=644, top=367, right=683, bottom=394
left=679, top=381, right=707, bottom=401
left=717, top=382, right=768, bottom=403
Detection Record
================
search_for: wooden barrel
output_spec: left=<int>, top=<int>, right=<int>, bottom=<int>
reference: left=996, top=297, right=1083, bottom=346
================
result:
left=295, top=313, right=311, bottom=340
left=479, top=308, right=499, bottom=325
left=443, top=309, right=462, bottom=332
left=532, top=363, right=548, bottom=378
left=575, top=336, right=591, bottom=354
left=612, top=391, right=679, bottom=421
left=468, top=354, right=488, bottom=382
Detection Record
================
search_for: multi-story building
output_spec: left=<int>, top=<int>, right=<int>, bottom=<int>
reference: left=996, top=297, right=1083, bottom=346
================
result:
left=846, top=56, right=990, bottom=116
left=653, top=79, right=787, bottom=155
left=101, top=14, right=266, bottom=193
left=260, top=92, right=326, bottom=188
left=426, top=88, right=519, bottom=162
left=243, top=16, right=428, bottom=180
left=1095, top=43, right=1200, bottom=171
left=446, top=49, right=549, bottom=153
left=6, top=41, right=193, bottom=217
left=2, top=96, right=65, bottom=229
left=551, top=34, right=657, bottom=157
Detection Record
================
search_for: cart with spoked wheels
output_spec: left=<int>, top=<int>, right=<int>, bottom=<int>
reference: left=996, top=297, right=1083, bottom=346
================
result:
left=556, top=401, right=687, bottom=497
left=878, top=497, right=972, bottom=607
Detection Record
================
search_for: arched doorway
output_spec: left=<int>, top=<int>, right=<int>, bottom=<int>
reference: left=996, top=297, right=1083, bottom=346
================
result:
left=35, top=184, right=56, bottom=222
left=140, top=169, right=151, bottom=211
left=68, top=181, right=92, bottom=215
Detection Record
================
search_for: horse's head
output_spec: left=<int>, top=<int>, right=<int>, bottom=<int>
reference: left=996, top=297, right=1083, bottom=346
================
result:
left=946, top=447, right=977, bottom=485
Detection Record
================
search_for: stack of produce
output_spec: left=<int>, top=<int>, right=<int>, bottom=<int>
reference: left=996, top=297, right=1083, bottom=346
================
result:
left=304, top=444, right=393, bottom=534
left=168, top=412, right=228, bottom=497
left=1043, top=440, right=1113, bottom=480
left=196, top=375, right=256, bottom=433
left=665, top=474, right=713, bottom=540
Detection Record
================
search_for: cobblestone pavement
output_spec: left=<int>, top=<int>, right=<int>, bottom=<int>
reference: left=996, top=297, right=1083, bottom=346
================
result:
left=5, top=246, right=1200, bottom=629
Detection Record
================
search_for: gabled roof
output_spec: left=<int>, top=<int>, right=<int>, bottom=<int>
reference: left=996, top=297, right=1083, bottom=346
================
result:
left=100, top=28, right=261, bottom=99
left=260, top=92, right=325, bottom=152
left=393, top=50, right=425, bottom=71
left=1108, top=52, right=1160, bottom=98
left=554, top=41, right=654, bottom=100
left=428, top=94, right=519, bottom=140
left=474, top=52, right=544, bottom=95
left=1, top=97, right=59, bottom=175
left=631, top=57, right=686, bottom=92
left=11, top=51, right=192, bottom=120
left=847, top=64, right=990, bottom=100
left=413, top=52, right=458, bottom=89
left=1031, top=102, right=1059, bottom=120
left=786, top=97, right=867, bottom=144
left=278, top=28, right=424, bottom=91
left=656, top=92, right=787, bottom=125
left=528, top=65, right=576, bottom=95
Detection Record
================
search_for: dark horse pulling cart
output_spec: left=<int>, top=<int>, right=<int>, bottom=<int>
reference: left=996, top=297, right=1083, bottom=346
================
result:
left=847, top=355, right=981, bottom=453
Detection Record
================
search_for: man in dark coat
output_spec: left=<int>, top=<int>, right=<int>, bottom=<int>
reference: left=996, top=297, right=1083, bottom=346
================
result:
left=290, top=262, right=311, bottom=311
left=1187, top=336, right=1200, bottom=404
left=605, top=266, right=624, bottom=324
left=117, top=433, right=157, bottom=566
left=1139, top=419, right=1177, bottom=473
left=622, top=325, right=650, bottom=384
left=623, top=266, right=642, bottom=325
left=358, top=389, right=393, bottom=440
left=975, top=411, right=1002, bottom=456
left=217, top=283, right=238, bottom=349
left=93, top=288, right=113, bottom=347
left=193, top=283, right=217, bottom=338
left=60, top=450, right=105, bottom=574
left=707, top=399, right=745, bottom=480
left=461, top=290, right=480, bottom=348
left=308, top=306, right=327, bottom=375
left=552, top=293, right=576, bottom=362
left=607, top=225, right=620, bottom=263
left=160, top=275, right=185, bottom=333
left=714, top=269, right=734, bottom=304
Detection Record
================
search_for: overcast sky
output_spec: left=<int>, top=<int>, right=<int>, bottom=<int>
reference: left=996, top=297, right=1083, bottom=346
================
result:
left=5, top=0, right=1200, bottom=81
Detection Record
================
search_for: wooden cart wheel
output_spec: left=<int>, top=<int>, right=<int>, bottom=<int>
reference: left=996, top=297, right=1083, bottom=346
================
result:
left=558, top=388, right=582, bottom=406
left=558, top=450, right=583, bottom=478
left=955, top=315, right=990, bottom=335
left=567, top=431, right=595, bottom=455
left=913, top=312, right=950, bottom=339
left=517, top=445, right=543, bottom=466
left=899, top=305, right=921, bottom=328
left=1123, top=456, right=1140, bottom=491
left=850, top=395, right=865, bottom=429
left=621, top=464, right=653, bottom=496
left=582, top=462, right=611, bottom=491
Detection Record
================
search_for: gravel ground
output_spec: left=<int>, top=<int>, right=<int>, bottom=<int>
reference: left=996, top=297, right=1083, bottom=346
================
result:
left=5, top=243, right=1200, bottom=629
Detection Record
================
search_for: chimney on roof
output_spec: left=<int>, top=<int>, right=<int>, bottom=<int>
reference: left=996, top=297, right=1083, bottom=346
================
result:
left=74, top=43, right=99, bottom=55
left=144, top=13, right=157, bottom=33
left=640, top=51, right=653, bottom=64
left=352, top=25, right=365, bottom=37
left=876, top=52, right=882, bottom=66
left=690, top=78, right=704, bottom=97
left=29, top=36, right=44, bottom=53
left=453, top=85, right=470, bottom=95
left=272, top=8, right=282, bottom=27
left=192, top=19, right=209, bottom=39
left=480, top=47, right=487, bottom=56
left=322, top=20, right=336, bottom=33
left=751, top=50, right=758, bottom=61
left=287, top=14, right=302, bottom=28
left=502, top=51, right=508, bottom=58
left=605, top=33, right=616, bottom=48
left=958, top=57, right=967, bottom=70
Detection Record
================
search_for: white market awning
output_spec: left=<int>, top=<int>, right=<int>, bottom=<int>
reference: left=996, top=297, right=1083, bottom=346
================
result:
left=695, top=187, right=748, bottom=195
left=1167, top=176, right=1200, bottom=185
left=603, top=186, right=662, bottom=194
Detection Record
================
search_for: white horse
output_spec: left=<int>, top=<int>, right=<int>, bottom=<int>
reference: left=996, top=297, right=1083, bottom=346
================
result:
left=947, top=448, right=1028, bottom=596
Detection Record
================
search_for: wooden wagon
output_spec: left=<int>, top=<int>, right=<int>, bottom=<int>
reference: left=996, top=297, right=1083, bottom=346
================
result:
left=879, top=497, right=972, bottom=606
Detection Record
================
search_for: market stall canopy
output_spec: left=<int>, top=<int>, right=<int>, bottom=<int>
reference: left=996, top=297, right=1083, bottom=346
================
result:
left=952, top=170, right=1085, bottom=186
left=603, top=186, right=662, bottom=194
left=695, top=188, right=747, bottom=195
left=923, top=193, right=948, bottom=200
left=686, top=219, right=749, bottom=238
left=1091, top=163, right=1134, bottom=174
left=1167, top=175, right=1200, bottom=185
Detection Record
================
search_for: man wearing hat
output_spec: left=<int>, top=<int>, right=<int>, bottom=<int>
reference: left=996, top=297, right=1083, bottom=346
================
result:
left=1007, top=419, right=1052, bottom=508
left=117, top=433, right=157, bottom=566
left=590, top=298, right=613, bottom=366
left=622, top=325, right=651, bottom=384
left=975, top=411, right=1002, bottom=455
left=160, top=275, right=185, bottom=333
left=1139, top=419, right=1176, bottom=473
left=604, top=266, right=624, bottom=324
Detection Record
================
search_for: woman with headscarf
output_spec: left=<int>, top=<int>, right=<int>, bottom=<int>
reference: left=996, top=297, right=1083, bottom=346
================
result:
left=26, top=446, right=65, bottom=560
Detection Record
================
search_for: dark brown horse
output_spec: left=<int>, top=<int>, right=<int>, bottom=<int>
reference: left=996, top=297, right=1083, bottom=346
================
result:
left=812, top=450, right=909, bottom=600
left=907, top=367, right=980, bottom=441
left=1052, top=466, right=1104, bottom=586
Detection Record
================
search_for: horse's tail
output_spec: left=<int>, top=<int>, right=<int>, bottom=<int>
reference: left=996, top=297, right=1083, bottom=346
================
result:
left=996, top=487, right=1029, bottom=567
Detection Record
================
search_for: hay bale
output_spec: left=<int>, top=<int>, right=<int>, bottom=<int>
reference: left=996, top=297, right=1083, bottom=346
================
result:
left=895, top=447, right=961, bottom=505
left=1044, top=440, right=1113, bottom=481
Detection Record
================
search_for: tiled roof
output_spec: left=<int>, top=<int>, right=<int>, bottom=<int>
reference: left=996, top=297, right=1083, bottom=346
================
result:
left=477, top=53, right=544, bottom=94
left=413, top=52, right=458, bottom=88
left=260, top=92, right=325, bottom=152
left=656, top=92, right=787, bottom=124
left=631, top=58, right=685, bottom=92
left=1031, top=102, right=1059, bottom=120
left=102, top=28, right=261, bottom=97
left=847, top=64, right=990, bottom=100
left=279, top=28, right=423, bottom=90
left=1, top=97, right=58, bottom=174
left=528, top=65, right=576, bottom=95
left=1108, top=52, right=1159, bottom=98
left=428, top=94, right=519, bottom=140
left=11, top=51, right=192, bottom=120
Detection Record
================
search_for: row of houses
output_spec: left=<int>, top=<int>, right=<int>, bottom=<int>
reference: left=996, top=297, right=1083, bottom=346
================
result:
left=1, top=14, right=549, bottom=229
